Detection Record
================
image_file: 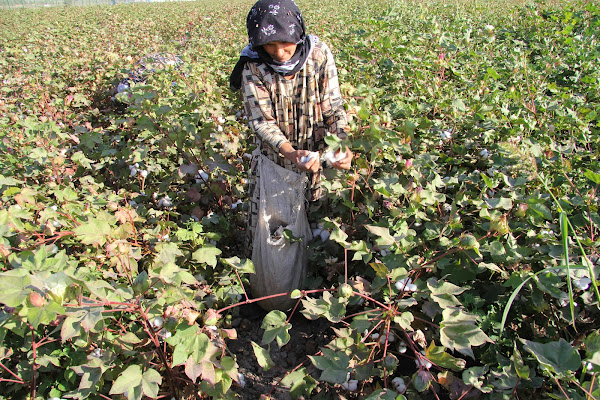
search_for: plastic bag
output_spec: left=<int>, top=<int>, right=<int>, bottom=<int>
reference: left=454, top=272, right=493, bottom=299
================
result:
left=250, top=154, right=312, bottom=311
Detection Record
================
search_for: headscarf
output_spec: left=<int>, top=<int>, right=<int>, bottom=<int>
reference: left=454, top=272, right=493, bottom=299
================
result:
left=229, top=0, right=314, bottom=90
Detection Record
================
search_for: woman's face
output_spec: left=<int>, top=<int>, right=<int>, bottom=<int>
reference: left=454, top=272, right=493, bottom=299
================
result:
left=262, top=41, right=297, bottom=62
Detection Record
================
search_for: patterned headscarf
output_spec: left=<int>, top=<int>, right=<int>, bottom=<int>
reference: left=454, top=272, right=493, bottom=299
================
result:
left=229, top=0, right=314, bottom=90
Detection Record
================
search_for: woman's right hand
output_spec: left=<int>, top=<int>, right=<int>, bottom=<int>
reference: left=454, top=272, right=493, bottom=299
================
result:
left=280, top=143, right=320, bottom=173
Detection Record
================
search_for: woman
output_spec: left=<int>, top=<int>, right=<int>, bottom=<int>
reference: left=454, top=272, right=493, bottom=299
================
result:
left=230, top=0, right=352, bottom=308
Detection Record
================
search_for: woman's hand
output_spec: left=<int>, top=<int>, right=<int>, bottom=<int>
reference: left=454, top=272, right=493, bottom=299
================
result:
left=280, top=143, right=320, bottom=173
left=332, top=148, right=353, bottom=170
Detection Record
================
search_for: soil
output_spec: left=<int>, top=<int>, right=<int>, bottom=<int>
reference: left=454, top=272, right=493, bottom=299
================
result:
left=228, top=302, right=338, bottom=400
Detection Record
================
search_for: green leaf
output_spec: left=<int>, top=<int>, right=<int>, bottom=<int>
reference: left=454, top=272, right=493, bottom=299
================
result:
left=528, top=202, right=553, bottom=220
left=141, top=368, right=162, bottom=398
left=251, top=341, right=274, bottom=371
left=584, top=330, right=600, bottom=367
left=167, top=324, right=218, bottom=366
left=73, top=217, right=113, bottom=246
left=426, top=342, right=466, bottom=371
left=308, top=348, right=350, bottom=384
left=584, top=169, right=600, bottom=185
left=521, top=338, right=581, bottom=376
left=222, top=256, right=255, bottom=274
left=440, top=308, right=492, bottom=358
left=27, top=300, right=65, bottom=329
left=192, top=245, right=222, bottom=267
left=370, top=262, right=389, bottom=278
left=452, top=98, right=467, bottom=113
left=365, top=225, right=395, bottom=246
left=154, top=242, right=184, bottom=266
left=512, top=344, right=530, bottom=380
left=67, top=357, right=108, bottom=399
left=280, top=368, right=317, bottom=399
left=485, top=197, right=513, bottom=210
left=261, top=310, right=291, bottom=348
left=109, top=365, right=143, bottom=397
left=364, top=389, right=406, bottom=400
left=0, top=271, right=31, bottom=307
left=393, top=312, right=414, bottom=331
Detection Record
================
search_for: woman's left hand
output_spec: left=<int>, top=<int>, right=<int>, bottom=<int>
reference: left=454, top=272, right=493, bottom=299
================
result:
left=332, top=148, right=353, bottom=170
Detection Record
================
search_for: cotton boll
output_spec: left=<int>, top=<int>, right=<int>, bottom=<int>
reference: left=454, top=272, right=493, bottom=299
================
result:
left=158, top=195, right=172, bottom=208
left=152, top=316, right=164, bottom=328
left=238, top=373, right=246, bottom=387
left=415, top=352, right=432, bottom=369
left=319, top=229, right=330, bottom=242
left=342, top=379, right=358, bottom=392
left=231, top=200, right=243, bottom=210
left=397, top=341, right=407, bottom=353
left=392, top=377, right=406, bottom=392
left=574, top=277, right=591, bottom=291
left=370, top=333, right=380, bottom=340
left=480, top=149, right=490, bottom=158
left=139, top=170, right=148, bottom=178
left=117, top=82, right=130, bottom=93
left=129, top=166, right=137, bottom=177
left=440, top=130, right=453, bottom=141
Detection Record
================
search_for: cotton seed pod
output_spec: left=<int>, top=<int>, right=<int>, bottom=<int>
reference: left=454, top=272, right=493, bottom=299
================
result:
left=29, top=291, right=46, bottom=307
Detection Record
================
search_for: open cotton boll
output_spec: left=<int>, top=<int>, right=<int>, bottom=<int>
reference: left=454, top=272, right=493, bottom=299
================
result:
left=238, top=373, right=246, bottom=387
left=574, top=277, right=591, bottom=291
left=397, top=341, right=407, bottom=353
left=158, top=195, right=172, bottom=208
left=152, top=316, right=164, bottom=328
left=395, top=277, right=417, bottom=292
left=319, top=229, right=330, bottom=242
left=415, top=351, right=433, bottom=369
left=341, top=379, right=358, bottom=392
left=392, top=377, right=406, bottom=392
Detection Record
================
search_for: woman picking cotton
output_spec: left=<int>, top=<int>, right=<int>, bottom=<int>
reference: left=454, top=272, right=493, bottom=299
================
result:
left=230, top=0, right=353, bottom=310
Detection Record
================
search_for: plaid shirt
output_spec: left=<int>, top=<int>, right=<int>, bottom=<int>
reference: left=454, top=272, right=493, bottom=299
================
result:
left=241, top=39, right=348, bottom=200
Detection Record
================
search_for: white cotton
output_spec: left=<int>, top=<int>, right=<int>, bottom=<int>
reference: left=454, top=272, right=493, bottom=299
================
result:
left=380, top=333, right=395, bottom=344
left=398, top=341, right=407, bottom=353
left=238, top=373, right=246, bottom=387
left=415, top=351, right=432, bottom=369
left=139, top=170, right=148, bottom=178
left=574, top=277, right=591, bottom=291
left=217, top=116, right=226, bottom=124
left=312, top=227, right=323, bottom=238
left=370, top=333, right=380, bottom=340
left=440, top=130, right=453, bottom=141
left=322, top=150, right=346, bottom=166
left=395, top=278, right=417, bottom=292
left=152, top=316, right=164, bottom=328
left=243, top=153, right=253, bottom=160
left=319, top=230, right=330, bottom=242
left=231, top=200, right=244, bottom=209
left=392, top=377, right=406, bottom=392
left=117, top=82, right=129, bottom=93
left=480, top=149, right=490, bottom=158
left=158, top=195, right=172, bottom=208
left=380, top=249, right=388, bottom=257
left=342, top=379, right=358, bottom=392
left=129, top=167, right=137, bottom=177
left=300, top=151, right=319, bottom=163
